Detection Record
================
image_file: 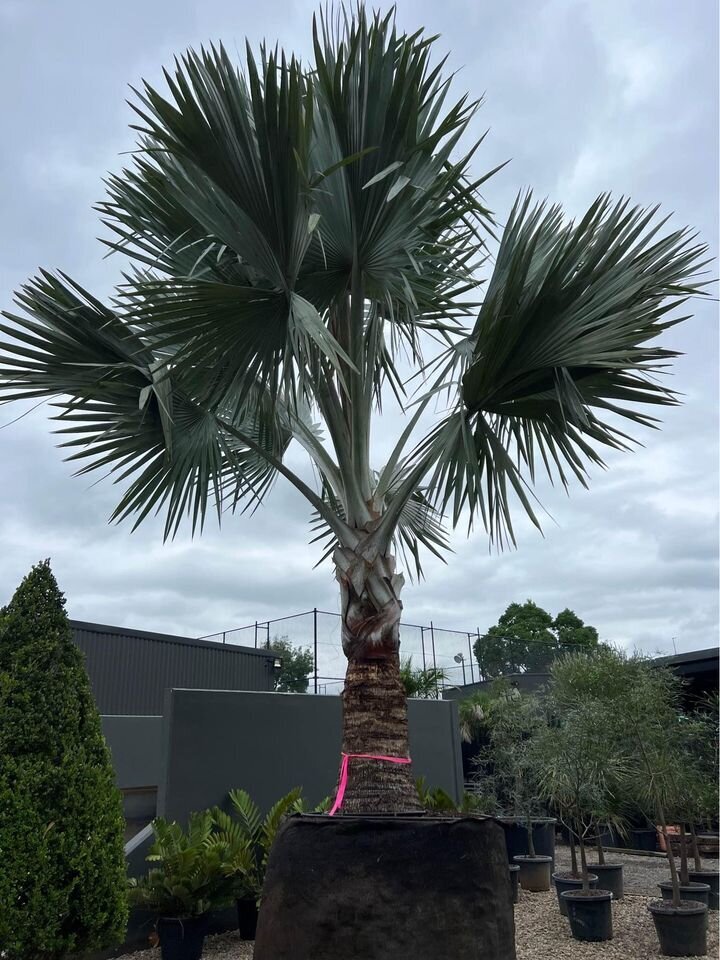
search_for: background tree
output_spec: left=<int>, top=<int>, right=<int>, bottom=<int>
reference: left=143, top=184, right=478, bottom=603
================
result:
left=474, top=600, right=600, bottom=677
left=0, top=561, right=127, bottom=959
left=269, top=636, right=315, bottom=693
left=0, top=7, right=707, bottom=812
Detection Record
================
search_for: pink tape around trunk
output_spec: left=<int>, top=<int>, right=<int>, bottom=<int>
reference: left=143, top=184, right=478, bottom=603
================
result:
left=328, top=751, right=412, bottom=816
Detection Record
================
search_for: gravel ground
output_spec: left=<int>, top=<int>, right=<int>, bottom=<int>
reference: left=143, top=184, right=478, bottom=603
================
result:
left=554, top=842, right=720, bottom=897
left=115, top=892, right=719, bottom=959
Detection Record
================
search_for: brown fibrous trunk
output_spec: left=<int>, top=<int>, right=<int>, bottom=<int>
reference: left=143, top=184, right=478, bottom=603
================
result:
left=333, top=548, right=421, bottom=815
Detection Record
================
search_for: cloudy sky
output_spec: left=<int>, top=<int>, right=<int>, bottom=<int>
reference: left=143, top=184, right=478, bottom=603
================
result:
left=0, top=0, right=717, bottom=676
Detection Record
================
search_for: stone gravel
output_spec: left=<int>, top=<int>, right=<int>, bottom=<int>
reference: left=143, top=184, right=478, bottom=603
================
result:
left=115, top=891, right=719, bottom=959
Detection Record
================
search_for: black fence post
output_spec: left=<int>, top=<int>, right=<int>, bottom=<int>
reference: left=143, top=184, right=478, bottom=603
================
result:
left=467, top=634, right=475, bottom=684
left=254, top=621, right=258, bottom=649
left=420, top=626, right=427, bottom=673
left=313, top=607, right=318, bottom=695
left=429, top=621, right=438, bottom=698
left=476, top=628, right=483, bottom=680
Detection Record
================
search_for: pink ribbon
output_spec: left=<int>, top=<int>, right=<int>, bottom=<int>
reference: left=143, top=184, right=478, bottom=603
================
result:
left=328, top=751, right=412, bottom=816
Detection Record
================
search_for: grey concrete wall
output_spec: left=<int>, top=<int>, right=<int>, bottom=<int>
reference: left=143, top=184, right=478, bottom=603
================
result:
left=158, top=689, right=463, bottom=823
left=102, top=716, right=163, bottom=789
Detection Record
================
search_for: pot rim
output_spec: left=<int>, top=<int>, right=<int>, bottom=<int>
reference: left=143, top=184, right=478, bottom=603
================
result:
left=560, top=889, right=613, bottom=902
left=648, top=898, right=708, bottom=917
left=552, top=871, right=598, bottom=882
left=587, top=862, right=623, bottom=870
left=658, top=881, right=711, bottom=891
left=512, top=854, right=553, bottom=863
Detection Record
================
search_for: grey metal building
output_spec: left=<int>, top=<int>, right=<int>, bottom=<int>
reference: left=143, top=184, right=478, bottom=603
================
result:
left=70, top=620, right=276, bottom=715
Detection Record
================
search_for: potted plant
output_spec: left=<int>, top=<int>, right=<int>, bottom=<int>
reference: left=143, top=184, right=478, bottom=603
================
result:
left=628, top=665, right=710, bottom=957
left=212, top=787, right=327, bottom=939
left=128, top=812, right=234, bottom=960
left=535, top=699, right=621, bottom=939
left=684, top=698, right=719, bottom=911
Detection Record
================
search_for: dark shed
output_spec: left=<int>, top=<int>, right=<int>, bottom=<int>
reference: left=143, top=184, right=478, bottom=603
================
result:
left=70, top=620, right=276, bottom=715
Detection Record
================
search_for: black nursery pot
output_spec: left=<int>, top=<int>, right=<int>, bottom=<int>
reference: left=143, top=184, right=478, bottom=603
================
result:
left=157, top=915, right=209, bottom=960
left=648, top=899, right=708, bottom=957
left=499, top=817, right=556, bottom=864
left=254, top=814, right=516, bottom=960
left=513, top=855, right=553, bottom=892
left=509, top=864, right=520, bottom=905
left=588, top=862, right=624, bottom=901
left=658, top=880, right=711, bottom=909
left=561, top=890, right=613, bottom=942
left=688, top=869, right=719, bottom=911
left=236, top=897, right=259, bottom=940
left=552, top=872, right=598, bottom=917
left=631, top=827, right=658, bottom=851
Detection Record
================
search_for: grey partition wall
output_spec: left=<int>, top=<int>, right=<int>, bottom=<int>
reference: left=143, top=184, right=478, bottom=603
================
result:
left=158, top=689, right=463, bottom=823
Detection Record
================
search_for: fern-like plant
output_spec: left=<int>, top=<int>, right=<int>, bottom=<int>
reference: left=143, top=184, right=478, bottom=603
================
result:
left=128, top=812, right=234, bottom=918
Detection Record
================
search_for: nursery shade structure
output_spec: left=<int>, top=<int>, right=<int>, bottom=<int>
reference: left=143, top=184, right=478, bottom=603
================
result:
left=0, top=8, right=708, bottom=812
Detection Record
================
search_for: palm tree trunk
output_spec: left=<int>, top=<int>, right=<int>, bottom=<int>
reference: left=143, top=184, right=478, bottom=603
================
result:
left=333, top=549, right=421, bottom=814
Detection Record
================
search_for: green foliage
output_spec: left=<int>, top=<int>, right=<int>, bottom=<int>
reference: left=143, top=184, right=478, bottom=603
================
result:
left=128, top=812, right=234, bottom=918
left=399, top=657, right=447, bottom=699
left=474, top=600, right=600, bottom=677
left=269, top=636, right=314, bottom=693
left=470, top=692, right=550, bottom=820
left=0, top=560, right=128, bottom=960
left=416, top=778, right=495, bottom=815
left=210, top=787, right=305, bottom=902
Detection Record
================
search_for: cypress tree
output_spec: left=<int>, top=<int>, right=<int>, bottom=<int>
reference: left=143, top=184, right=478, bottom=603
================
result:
left=0, top=560, right=127, bottom=959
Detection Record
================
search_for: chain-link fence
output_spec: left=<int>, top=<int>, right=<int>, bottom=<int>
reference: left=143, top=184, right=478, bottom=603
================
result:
left=198, top=609, right=591, bottom=696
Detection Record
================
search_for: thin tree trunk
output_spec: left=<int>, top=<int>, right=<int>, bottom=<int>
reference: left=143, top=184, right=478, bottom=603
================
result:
left=658, top=805, right=681, bottom=907
left=679, top=822, right=689, bottom=885
left=596, top=833, right=606, bottom=866
left=579, top=835, right=589, bottom=893
left=569, top=832, right=578, bottom=876
left=334, top=549, right=421, bottom=814
left=527, top=816, right=536, bottom=858
left=690, top=821, right=703, bottom=872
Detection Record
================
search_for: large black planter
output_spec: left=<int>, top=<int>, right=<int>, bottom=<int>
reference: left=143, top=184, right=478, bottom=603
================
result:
left=688, top=869, right=719, bottom=911
left=552, top=872, right=598, bottom=916
left=254, top=814, right=516, bottom=960
left=236, top=898, right=258, bottom=940
left=648, top=899, right=708, bottom=957
left=509, top=864, right=520, bottom=905
left=499, top=817, right=556, bottom=865
left=658, top=880, right=711, bottom=909
left=631, top=827, right=658, bottom=851
left=561, top=890, right=613, bottom=942
left=513, top=855, right=553, bottom=892
left=587, top=862, right=624, bottom=900
left=156, top=915, right=208, bottom=960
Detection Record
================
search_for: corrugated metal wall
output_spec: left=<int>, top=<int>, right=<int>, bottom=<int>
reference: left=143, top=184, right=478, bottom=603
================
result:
left=71, top=620, right=275, bottom=715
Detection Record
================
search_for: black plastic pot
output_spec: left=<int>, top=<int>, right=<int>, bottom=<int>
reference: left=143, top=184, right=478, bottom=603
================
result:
left=588, top=862, right=624, bottom=901
left=552, top=872, right=598, bottom=916
left=236, top=898, right=259, bottom=940
left=631, top=827, right=658, bottom=851
left=254, top=814, right=516, bottom=960
left=499, top=818, right=556, bottom=865
left=561, top=890, right=613, bottom=942
left=157, top=915, right=208, bottom=960
left=513, top=855, right=553, bottom=892
left=658, top=880, right=711, bottom=908
left=648, top=899, right=708, bottom=957
left=509, top=864, right=520, bottom=905
left=688, top=869, right=719, bottom=911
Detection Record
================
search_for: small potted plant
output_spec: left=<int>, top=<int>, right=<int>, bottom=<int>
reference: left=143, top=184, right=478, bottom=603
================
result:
left=128, top=812, right=233, bottom=960
left=536, top=699, right=621, bottom=939
left=586, top=801, right=627, bottom=901
left=212, top=786, right=321, bottom=939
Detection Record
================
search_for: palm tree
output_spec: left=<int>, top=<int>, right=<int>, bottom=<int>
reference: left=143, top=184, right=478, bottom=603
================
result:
left=0, top=8, right=707, bottom=813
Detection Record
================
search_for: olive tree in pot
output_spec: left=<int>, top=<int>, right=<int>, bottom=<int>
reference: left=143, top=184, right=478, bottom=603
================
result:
left=472, top=693, right=554, bottom=890
left=535, top=699, right=624, bottom=940
left=0, top=2, right=707, bottom=957
left=628, top=664, right=710, bottom=957
left=128, top=813, right=234, bottom=960
left=683, top=698, right=719, bottom=911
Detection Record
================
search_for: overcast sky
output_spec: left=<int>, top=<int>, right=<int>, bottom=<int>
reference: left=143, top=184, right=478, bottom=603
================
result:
left=0, top=0, right=717, bottom=674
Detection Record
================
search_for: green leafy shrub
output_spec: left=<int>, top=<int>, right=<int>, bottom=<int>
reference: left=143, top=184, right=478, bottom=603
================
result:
left=128, top=812, right=234, bottom=918
left=0, top=560, right=128, bottom=959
